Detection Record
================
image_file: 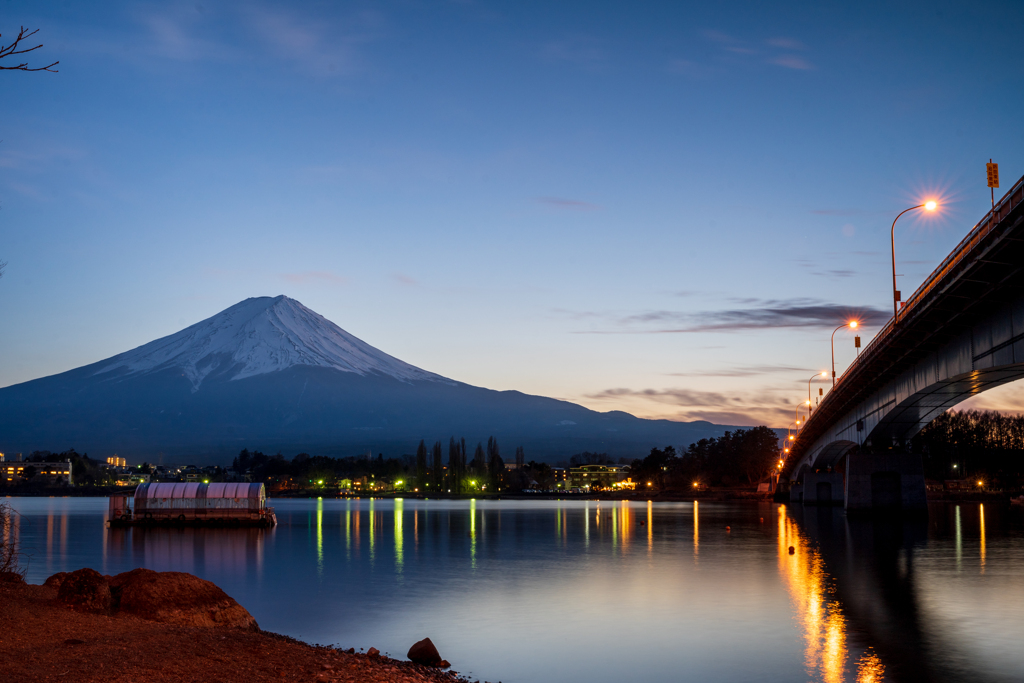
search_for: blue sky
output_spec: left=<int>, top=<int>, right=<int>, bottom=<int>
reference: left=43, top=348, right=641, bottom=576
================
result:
left=2, top=0, right=1023, bottom=426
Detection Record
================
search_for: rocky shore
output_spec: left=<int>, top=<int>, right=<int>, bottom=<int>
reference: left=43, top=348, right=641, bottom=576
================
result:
left=0, top=569, right=472, bottom=683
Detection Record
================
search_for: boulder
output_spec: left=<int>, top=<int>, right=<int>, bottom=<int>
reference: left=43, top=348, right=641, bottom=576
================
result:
left=111, top=568, right=258, bottom=631
left=366, top=647, right=380, bottom=658
left=407, top=637, right=442, bottom=666
left=0, top=571, right=26, bottom=584
left=57, top=568, right=112, bottom=614
left=44, top=572, right=68, bottom=590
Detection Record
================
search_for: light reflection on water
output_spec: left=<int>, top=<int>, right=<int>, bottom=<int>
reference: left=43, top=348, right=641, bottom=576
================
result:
left=5, top=496, right=1024, bottom=683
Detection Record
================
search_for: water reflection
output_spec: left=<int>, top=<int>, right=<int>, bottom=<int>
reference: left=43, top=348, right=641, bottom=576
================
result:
left=979, top=504, right=986, bottom=573
left=395, top=498, right=404, bottom=573
left=316, top=497, right=324, bottom=576
left=6, top=497, right=1022, bottom=683
left=781, top=504, right=1010, bottom=683
left=778, top=506, right=857, bottom=683
left=105, top=525, right=268, bottom=577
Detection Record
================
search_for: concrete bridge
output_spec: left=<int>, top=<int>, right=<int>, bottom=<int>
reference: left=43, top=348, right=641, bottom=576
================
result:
left=785, top=173, right=1024, bottom=511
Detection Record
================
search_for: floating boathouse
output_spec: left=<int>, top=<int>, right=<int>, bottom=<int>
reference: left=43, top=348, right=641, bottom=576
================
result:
left=108, top=482, right=276, bottom=527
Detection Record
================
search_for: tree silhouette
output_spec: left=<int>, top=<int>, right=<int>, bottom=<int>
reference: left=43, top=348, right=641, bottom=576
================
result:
left=0, top=27, right=58, bottom=72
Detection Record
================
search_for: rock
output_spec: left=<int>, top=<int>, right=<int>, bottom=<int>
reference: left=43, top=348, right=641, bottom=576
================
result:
left=438, top=660, right=451, bottom=669
left=111, top=568, right=259, bottom=631
left=57, top=568, right=112, bottom=614
left=44, top=572, right=69, bottom=590
left=367, top=647, right=380, bottom=657
left=407, top=637, right=442, bottom=666
left=0, top=571, right=26, bottom=584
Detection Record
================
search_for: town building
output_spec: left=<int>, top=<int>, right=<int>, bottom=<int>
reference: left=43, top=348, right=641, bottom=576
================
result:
left=552, top=467, right=568, bottom=489
left=107, top=456, right=127, bottom=468
left=1, top=461, right=74, bottom=486
left=569, top=464, right=631, bottom=490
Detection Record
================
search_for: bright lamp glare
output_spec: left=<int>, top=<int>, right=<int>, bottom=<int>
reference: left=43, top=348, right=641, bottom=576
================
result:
left=925, top=201, right=937, bottom=211
left=849, top=321, right=858, bottom=328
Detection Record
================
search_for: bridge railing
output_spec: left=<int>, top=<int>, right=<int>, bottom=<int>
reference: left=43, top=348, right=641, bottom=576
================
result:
left=833, top=173, right=1024, bottom=392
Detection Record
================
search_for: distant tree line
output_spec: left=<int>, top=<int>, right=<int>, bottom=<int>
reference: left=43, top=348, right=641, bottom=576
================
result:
left=912, top=410, right=1024, bottom=485
left=629, top=426, right=780, bottom=490
left=233, top=435, right=517, bottom=493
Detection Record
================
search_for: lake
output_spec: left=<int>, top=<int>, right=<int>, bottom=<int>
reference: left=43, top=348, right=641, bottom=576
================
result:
left=5, top=497, right=1024, bottom=683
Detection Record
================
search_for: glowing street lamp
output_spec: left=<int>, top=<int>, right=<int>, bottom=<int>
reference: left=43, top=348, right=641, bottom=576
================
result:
left=832, top=321, right=859, bottom=387
left=891, top=200, right=939, bottom=321
left=808, top=371, right=827, bottom=412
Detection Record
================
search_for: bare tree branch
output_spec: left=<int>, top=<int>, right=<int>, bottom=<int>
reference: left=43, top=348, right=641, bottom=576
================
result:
left=0, top=501, right=26, bottom=578
left=0, top=26, right=59, bottom=72
left=0, top=260, right=6, bottom=279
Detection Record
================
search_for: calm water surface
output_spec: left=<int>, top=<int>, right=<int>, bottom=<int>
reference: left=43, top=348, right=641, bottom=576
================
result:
left=6, top=497, right=1024, bottom=683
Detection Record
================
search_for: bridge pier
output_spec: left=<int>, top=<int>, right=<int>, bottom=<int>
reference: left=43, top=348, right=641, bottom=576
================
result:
left=844, top=450, right=927, bottom=513
left=789, top=482, right=804, bottom=504
left=803, top=471, right=844, bottom=506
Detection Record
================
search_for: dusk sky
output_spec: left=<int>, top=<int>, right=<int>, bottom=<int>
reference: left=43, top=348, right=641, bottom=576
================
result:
left=2, top=0, right=1023, bottom=427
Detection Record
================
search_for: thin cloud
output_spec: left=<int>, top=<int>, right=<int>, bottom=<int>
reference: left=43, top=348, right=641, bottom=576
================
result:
left=809, top=269, right=857, bottom=278
left=587, top=387, right=733, bottom=407
left=666, top=365, right=806, bottom=378
left=770, top=55, right=814, bottom=70
left=569, top=298, right=889, bottom=334
left=538, top=197, right=600, bottom=211
left=279, top=271, right=349, bottom=285
left=138, top=12, right=238, bottom=63
left=393, top=273, right=417, bottom=286
left=767, top=38, right=805, bottom=50
left=243, top=6, right=381, bottom=77
left=585, top=387, right=795, bottom=427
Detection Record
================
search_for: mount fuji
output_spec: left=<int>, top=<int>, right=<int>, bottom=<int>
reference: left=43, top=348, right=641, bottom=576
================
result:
left=0, top=296, right=735, bottom=463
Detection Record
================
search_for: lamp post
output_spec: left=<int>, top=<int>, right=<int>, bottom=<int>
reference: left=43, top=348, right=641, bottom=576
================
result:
left=891, top=201, right=938, bottom=321
left=832, top=321, right=858, bottom=387
left=808, top=370, right=827, bottom=413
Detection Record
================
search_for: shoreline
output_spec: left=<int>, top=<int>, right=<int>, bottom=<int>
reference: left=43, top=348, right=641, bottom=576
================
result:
left=0, top=573, right=476, bottom=683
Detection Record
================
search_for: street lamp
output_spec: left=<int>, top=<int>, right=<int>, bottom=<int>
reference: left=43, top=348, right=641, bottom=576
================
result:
left=831, top=321, right=858, bottom=387
left=891, top=201, right=938, bottom=321
left=808, top=371, right=827, bottom=413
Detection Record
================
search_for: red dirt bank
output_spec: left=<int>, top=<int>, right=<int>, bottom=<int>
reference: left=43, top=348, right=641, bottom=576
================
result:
left=0, top=574, right=470, bottom=683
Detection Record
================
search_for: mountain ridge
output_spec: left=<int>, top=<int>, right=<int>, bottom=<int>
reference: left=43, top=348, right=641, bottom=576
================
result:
left=0, top=296, right=739, bottom=463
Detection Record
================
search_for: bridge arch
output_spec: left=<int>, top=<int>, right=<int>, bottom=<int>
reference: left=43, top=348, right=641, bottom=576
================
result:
left=867, top=363, right=1024, bottom=448
left=811, top=440, right=859, bottom=472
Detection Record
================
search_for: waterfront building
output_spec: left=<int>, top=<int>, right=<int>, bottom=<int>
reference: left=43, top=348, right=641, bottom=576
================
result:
left=107, top=456, right=127, bottom=468
left=569, top=464, right=631, bottom=490
left=552, top=467, right=568, bottom=489
left=1, top=461, right=74, bottom=486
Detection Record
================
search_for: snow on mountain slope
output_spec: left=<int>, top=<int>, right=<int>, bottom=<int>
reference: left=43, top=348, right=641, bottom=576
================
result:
left=94, top=296, right=450, bottom=391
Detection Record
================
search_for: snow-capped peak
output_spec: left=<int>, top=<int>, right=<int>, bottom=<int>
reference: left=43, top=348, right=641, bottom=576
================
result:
left=94, top=296, right=449, bottom=391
